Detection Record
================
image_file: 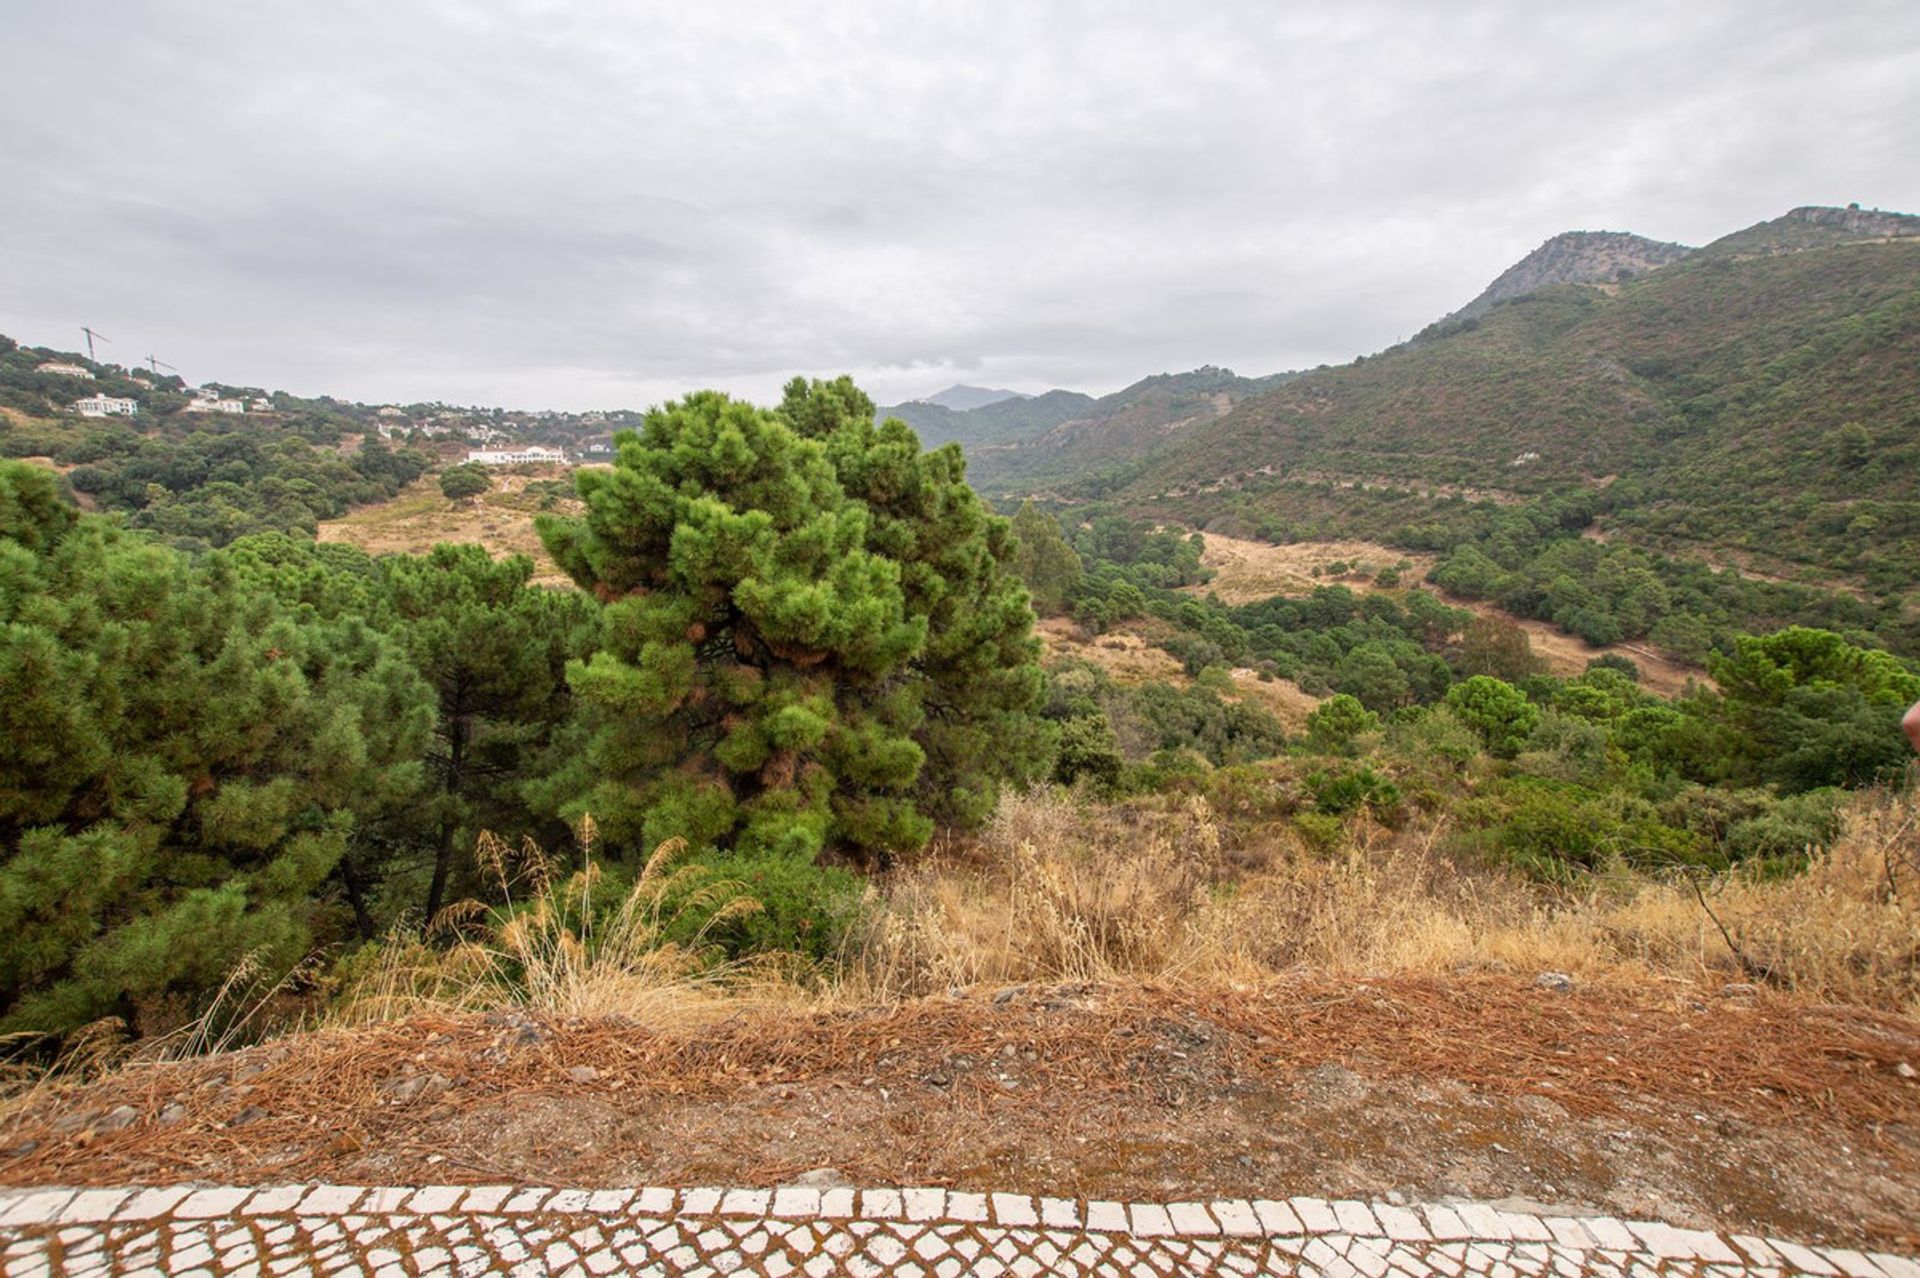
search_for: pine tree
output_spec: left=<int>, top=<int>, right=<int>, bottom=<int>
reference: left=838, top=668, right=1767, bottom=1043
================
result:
left=0, top=463, right=435, bottom=1033
left=787, top=377, right=1055, bottom=829
left=224, top=535, right=596, bottom=933
left=374, top=544, right=594, bottom=923
left=1008, top=502, right=1083, bottom=616
left=533, top=384, right=1052, bottom=888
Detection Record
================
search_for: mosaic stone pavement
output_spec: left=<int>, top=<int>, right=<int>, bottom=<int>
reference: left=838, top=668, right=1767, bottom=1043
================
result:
left=0, top=1183, right=1914, bottom=1277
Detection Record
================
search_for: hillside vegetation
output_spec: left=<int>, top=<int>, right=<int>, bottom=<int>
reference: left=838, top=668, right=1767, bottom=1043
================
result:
left=995, top=209, right=1920, bottom=593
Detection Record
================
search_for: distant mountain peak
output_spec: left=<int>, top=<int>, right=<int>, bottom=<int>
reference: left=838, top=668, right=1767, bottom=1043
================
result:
left=1446, top=230, right=1695, bottom=324
left=914, top=384, right=1028, bottom=411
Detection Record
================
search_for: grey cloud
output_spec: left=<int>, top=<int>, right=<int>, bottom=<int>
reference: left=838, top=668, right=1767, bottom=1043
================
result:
left=2, top=0, right=1916, bottom=410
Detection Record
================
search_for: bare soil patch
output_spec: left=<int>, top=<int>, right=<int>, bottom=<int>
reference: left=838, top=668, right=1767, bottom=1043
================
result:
left=4, top=978, right=1915, bottom=1247
left=1190, top=534, right=1705, bottom=698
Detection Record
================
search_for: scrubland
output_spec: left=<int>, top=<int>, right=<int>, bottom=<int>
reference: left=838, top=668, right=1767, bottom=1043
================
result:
left=325, top=780, right=1920, bottom=1030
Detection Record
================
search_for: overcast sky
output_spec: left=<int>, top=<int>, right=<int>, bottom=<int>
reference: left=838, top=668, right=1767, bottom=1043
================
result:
left=3, top=1, right=1916, bottom=411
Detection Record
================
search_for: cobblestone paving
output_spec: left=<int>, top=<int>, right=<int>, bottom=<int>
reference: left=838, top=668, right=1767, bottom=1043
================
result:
left=0, top=1184, right=1914, bottom=1277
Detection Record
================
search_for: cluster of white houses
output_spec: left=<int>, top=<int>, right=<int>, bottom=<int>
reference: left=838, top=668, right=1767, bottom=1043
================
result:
left=69, top=386, right=273, bottom=418
left=465, top=444, right=568, bottom=465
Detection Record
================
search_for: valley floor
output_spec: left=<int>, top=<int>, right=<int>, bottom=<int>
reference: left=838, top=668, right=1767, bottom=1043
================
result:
left=5, top=975, right=1916, bottom=1250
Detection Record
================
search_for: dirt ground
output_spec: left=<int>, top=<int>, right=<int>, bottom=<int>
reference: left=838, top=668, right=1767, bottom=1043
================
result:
left=1189, top=533, right=1705, bottom=698
left=1036, top=616, right=1324, bottom=730
left=4, top=977, right=1915, bottom=1249
left=317, top=472, right=583, bottom=586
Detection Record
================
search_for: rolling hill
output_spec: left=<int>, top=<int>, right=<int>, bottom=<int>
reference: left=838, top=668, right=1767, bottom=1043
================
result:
left=915, top=383, right=1028, bottom=410
left=881, top=366, right=1299, bottom=491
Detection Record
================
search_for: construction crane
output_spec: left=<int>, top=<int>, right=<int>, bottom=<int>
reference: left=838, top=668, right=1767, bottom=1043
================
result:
left=81, top=326, right=110, bottom=363
left=145, top=355, right=177, bottom=376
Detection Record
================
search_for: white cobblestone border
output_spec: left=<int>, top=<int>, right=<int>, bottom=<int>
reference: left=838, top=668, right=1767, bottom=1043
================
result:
left=0, top=1185, right=1914, bottom=1277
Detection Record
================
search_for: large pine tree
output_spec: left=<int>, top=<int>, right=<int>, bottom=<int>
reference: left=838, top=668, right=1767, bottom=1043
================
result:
left=534, top=383, right=1053, bottom=877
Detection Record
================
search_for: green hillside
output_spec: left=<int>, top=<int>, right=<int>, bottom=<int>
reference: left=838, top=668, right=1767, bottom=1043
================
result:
left=1017, top=209, right=1920, bottom=586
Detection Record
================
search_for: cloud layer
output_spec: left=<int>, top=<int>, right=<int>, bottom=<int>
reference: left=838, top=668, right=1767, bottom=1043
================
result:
left=4, top=1, right=1916, bottom=409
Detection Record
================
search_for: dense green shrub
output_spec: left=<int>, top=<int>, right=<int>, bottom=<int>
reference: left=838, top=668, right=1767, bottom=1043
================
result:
left=1445, top=676, right=1541, bottom=759
left=1303, top=693, right=1379, bottom=755
left=1306, top=765, right=1402, bottom=819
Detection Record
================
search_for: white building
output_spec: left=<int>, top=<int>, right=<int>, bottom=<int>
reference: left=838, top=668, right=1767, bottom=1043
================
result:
left=73, top=395, right=138, bottom=418
left=250, top=397, right=275, bottom=413
left=466, top=445, right=567, bottom=466
left=38, top=361, right=93, bottom=378
left=185, top=392, right=246, bottom=414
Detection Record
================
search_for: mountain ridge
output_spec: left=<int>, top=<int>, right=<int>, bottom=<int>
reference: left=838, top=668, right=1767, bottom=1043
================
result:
left=878, top=366, right=1300, bottom=487
left=970, top=205, right=1920, bottom=586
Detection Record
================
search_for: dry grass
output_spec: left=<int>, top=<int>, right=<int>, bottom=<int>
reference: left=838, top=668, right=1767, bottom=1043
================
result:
left=316, top=471, right=582, bottom=586
left=330, top=828, right=779, bottom=1029
left=1191, top=533, right=1438, bottom=604
left=848, top=786, right=1920, bottom=1015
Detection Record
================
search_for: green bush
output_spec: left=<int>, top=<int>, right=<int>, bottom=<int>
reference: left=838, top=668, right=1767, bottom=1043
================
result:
left=1054, top=715, right=1125, bottom=791
left=440, top=464, right=491, bottom=500
left=1445, top=675, right=1541, bottom=759
left=1304, top=693, right=1379, bottom=755
left=1721, top=789, right=1844, bottom=864
left=1291, top=811, right=1345, bottom=852
left=1305, top=765, right=1401, bottom=820
left=680, top=850, right=866, bottom=963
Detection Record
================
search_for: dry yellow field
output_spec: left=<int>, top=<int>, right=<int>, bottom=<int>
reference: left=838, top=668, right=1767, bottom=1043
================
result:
left=317, top=471, right=582, bottom=586
left=1189, top=534, right=1439, bottom=604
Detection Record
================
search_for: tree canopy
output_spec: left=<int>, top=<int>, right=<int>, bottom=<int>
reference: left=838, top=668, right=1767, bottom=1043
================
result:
left=0, top=462, right=435, bottom=1033
left=532, top=382, right=1053, bottom=878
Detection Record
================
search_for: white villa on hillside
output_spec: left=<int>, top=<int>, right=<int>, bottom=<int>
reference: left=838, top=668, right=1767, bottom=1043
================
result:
left=72, top=395, right=138, bottom=418
left=38, top=361, right=93, bottom=378
left=185, top=389, right=246, bottom=414
left=466, top=445, right=567, bottom=465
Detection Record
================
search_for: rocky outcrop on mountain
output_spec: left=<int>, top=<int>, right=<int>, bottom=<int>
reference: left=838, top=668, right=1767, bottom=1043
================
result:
left=1696, top=204, right=1920, bottom=259
left=1783, top=204, right=1920, bottom=237
left=1445, top=230, right=1694, bottom=323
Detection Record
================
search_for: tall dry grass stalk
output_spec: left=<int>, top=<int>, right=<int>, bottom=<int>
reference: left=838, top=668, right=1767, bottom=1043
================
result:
left=846, top=786, right=1920, bottom=1014
left=330, top=825, right=782, bottom=1028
